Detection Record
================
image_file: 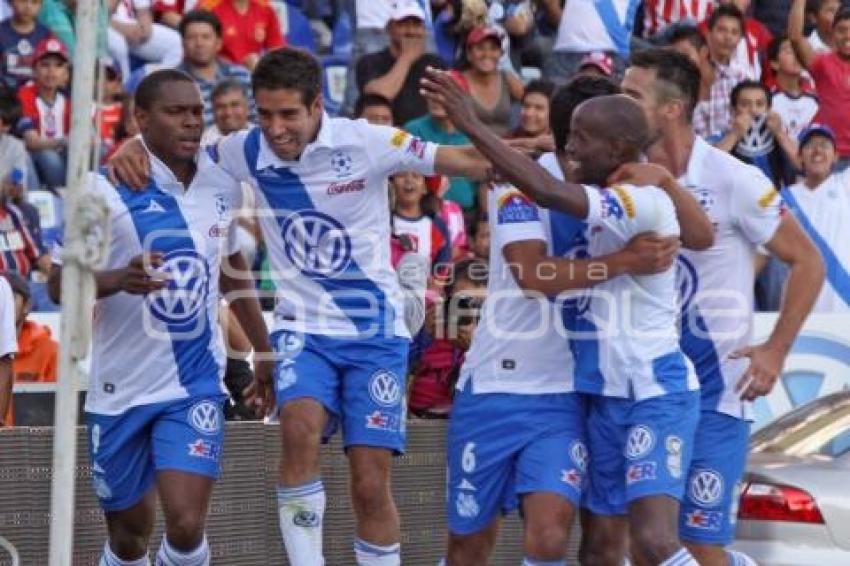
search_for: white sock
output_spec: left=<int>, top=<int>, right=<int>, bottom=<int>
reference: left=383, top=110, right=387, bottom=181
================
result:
left=277, top=480, right=326, bottom=566
left=354, top=538, right=401, bottom=565
left=155, top=535, right=209, bottom=566
left=522, top=559, right=566, bottom=565
left=727, top=550, right=758, bottom=566
left=660, top=548, right=699, bottom=566
left=100, top=541, right=150, bottom=566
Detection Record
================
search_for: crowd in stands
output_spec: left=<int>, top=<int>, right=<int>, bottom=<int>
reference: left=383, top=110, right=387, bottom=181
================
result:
left=2, top=0, right=850, bottom=420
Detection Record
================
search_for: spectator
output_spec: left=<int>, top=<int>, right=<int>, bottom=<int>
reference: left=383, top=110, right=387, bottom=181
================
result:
left=575, top=50, right=616, bottom=78
left=104, top=93, right=140, bottom=161
left=201, top=78, right=251, bottom=143
left=469, top=215, right=489, bottom=261
left=38, top=0, right=77, bottom=53
left=543, top=0, right=638, bottom=83
left=0, top=274, right=14, bottom=427
left=97, top=58, right=127, bottom=159
left=807, top=0, right=842, bottom=52
left=790, top=0, right=850, bottom=170
left=356, top=0, right=442, bottom=126
left=505, top=78, right=555, bottom=156
left=431, top=0, right=489, bottom=66
left=0, top=0, right=54, bottom=90
left=176, top=9, right=253, bottom=129
left=0, top=157, right=48, bottom=278
left=354, top=92, right=394, bottom=126
left=107, top=0, right=184, bottom=79
left=153, top=0, right=188, bottom=29
left=461, top=26, right=523, bottom=136
left=17, top=37, right=70, bottom=192
left=709, top=0, right=774, bottom=80
left=767, top=33, right=819, bottom=140
left=716, top=80, right=799, bottom=187
left=2, top=157, right=45, bottom=262
left=201, top=0, right=285, bottom=70
left=425, top=174, right=470, bottom=260
left=666, top=23, right=712, bottom=78
left=0, top=90, right=30, bottom=193
left=642, top=0, right=714, bottom=39
left=390, top=170, right=453, bottom=272
left=692, top=4, right=748, bottom=139
left=782, top=123, right=850, bottom=312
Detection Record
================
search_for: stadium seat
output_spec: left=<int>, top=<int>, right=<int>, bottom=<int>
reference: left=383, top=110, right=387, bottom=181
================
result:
left=274, top=1, right=317, bottom=53
left=321, top=56, right=349, bottom=116
left=331, top=8, right=353, bottom=57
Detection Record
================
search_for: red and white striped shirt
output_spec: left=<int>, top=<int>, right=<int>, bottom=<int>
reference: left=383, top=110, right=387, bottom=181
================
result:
left=643, top=0, right=714, bottom=38
left=0, top=203, right=41, bottom=277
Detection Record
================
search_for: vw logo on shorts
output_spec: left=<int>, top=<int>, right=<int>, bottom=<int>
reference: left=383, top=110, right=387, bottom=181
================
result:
left=281, top=210, right=352, bottom=278
left=189, top=401, right=221, bottom=435
left=690, top=469, right=724, bottom=507
left=369, top=370, right=402, bottom=407
left=676, top=255, right=699, bottom=313
left=147, top=249, right=210, bottom=326
left=570, top=440, right=588, bottom=472
left=625, top=425, right=656, bottom=460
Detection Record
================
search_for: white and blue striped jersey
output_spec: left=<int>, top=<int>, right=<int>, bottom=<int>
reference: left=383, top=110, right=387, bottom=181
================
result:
left=678, top=137, right=782, bottom=419
left=573, top=181, right=699, bottom=400
left=56, top=147, right=242, bottom=415
left=212, top=115, right=438, bottom=339
left=460, top=154, right=587, bottom=395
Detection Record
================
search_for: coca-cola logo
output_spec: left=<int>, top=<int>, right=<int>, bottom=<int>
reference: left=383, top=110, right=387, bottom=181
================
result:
left=327, top=178, right=366, bottom=196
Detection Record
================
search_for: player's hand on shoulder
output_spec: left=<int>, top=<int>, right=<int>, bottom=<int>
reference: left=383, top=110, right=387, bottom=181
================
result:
left=621, top=232, right=679, bottom=275
left=607, top=162, right=674, bottom=189
left=107, top=137, right=151, bottom=190
left=119, top=252, right=167, bottom=294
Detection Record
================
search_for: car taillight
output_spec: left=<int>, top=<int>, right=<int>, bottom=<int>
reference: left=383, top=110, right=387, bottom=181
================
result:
left=738, top=482, right=825, bottom=524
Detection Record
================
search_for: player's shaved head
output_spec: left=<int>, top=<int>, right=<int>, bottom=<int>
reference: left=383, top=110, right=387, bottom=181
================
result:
left=567, top=95, right=651, bottom=185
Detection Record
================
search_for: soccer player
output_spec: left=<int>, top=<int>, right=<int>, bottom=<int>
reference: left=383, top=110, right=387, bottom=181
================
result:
left=47, top=69, right=271, bottom=566
left=620, top=48, right=824, bottom=566
left=108, top=47, right=489, bottom=566
left=422, top=69, right=709, bottom=566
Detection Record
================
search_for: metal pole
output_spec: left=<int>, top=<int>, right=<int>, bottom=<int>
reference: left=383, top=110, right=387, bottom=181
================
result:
left=48, top=0, right=103, bottom=562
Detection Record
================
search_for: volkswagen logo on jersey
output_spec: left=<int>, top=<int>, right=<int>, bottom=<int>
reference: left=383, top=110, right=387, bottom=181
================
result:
left=676, top=255, right=699, bottom=313
left=625, top=425, right=656, bottom=460
left=330, top=150, right=353, bottom=178
left=369, top=370, right=402, bottom=407
left=188, top=400, right=222, bottom=435
left=689, top=469, right=724, bottom=507
left=147, top=249, right=210, bottom=326
left=281, top=210, right=353, bottom=278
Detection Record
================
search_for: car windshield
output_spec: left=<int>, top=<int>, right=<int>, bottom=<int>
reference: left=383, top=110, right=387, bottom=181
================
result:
left=751, top=392, right=850, bottom=458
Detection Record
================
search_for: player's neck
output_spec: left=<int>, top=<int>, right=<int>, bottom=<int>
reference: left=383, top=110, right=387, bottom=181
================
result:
left=776, top=73, right=802, bottom=95
left=161, top=155, right=197, bottom=187
left=648, top=124, right=695, bottom=179
left=11, top=17, right=35, bottom=33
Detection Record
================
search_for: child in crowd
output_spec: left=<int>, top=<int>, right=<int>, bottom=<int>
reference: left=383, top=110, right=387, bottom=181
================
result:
left=390, top=170, right=453, bottom=274
left=506, top=79, right=555, bottom=156
left=0, top=0, right=54, bottom=90
left=354, top=93, right=394, bottom=126
left=767, top=33, right=818, bottom=140
left=16, top=37, right=70, bottom=192
left=807, top=0, right=841, bottom=52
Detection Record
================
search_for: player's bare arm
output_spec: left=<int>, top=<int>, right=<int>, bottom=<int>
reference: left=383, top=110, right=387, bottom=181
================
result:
left=47, top=252, right=167, bottom=303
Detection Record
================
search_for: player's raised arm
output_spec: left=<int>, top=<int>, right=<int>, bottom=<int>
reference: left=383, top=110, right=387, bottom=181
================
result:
left=421, top=67, right=590, bottom=217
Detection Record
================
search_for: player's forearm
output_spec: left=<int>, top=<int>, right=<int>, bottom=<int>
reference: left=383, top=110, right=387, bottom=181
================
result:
left=767, top=252, right=825, bottom=354
left=513, top=255, right=629, bottom=296
left=658, top=177, right=714, bottom=250
left=0, top=359, right=13, bottom=427
left=94, top=269, right=128, bottom=298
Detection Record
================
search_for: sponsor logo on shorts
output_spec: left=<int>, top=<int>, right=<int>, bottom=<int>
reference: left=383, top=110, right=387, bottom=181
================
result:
left=457, top=478, right=476, bottom=491
left=277, top=360, right=297, bottom=391
left=689, top=469, right=724, bottom=507
left=189, top=401, right=222, bottom=435
left=626, top=462, right=657, bottom=484
left=188, top=439, right=221, bottom=460
left=456, top=492, right=479, bottom=519
left=666, top=435, right=683, bottom=479
left=560, top=468, right=582, bottom=490
left=570, top=440, right=589, bottom=472
left=92, top=474, right=112, bottom=500
left=369, top=370, right=402, bottom=407
left=625, top=425, right=655, bottom=460
left=365, top=410, right=400, bottom=432
left=293, top=510, right=321, bottom=527
left=685, top=509, right=723, bottom=531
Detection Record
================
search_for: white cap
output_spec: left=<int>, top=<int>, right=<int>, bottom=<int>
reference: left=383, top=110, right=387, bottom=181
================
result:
left=389, top=0, right=426, bottom=23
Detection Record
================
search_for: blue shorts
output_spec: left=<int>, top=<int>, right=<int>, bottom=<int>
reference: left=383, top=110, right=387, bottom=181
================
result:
left=272, top=330, right=410, bottom=454
left=679, top=411, right=750, bottom=545
left=583, top=391, right=699, bottom=516
left=446, top=382, right=587, bottom=535
left=87, top=396, right=226, bottom=512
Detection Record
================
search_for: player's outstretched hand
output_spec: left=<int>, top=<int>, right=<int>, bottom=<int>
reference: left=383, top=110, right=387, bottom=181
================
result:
left=731, top=343, right=785, bottom=401
left=106, top=137, right=151, bottom=190
left=119, top=253, right=167, bottom=294
left=420, top=67, right=479, bottom=134
left=621, top=232, right=679, bottom=275
left=244, top=356, right=276, bottom=417
left=607, top=162, right=674, bottom=189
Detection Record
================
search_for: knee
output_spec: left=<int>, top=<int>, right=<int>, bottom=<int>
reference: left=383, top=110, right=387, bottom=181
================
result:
left=165, top=510, right=206, bottom=551
left=525, top=522, right=569, bottom=560
left=280, top=412, right=322, bottom=449
left=629, top=522, right=679, bottom=563
left=109, top=521, right=153, bottom=559
left=579, top=531, right=625, bottom=566
left=447, top=538, right=490, bottom=566
left=350, top=472, right=390, bottom=517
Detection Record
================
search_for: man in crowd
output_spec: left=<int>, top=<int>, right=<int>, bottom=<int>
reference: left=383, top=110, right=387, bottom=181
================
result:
left=202, top=78, right=252, bottom=144
left=0, top=273, right=15, bottom=427
left=201, top=0, right=285, bottom=69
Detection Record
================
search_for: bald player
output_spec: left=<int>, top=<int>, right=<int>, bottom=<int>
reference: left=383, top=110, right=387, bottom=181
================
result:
left=422, top=71, right=711, bottom=566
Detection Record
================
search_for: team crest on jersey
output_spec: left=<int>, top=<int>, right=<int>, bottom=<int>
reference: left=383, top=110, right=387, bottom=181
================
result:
left=330, top=150, right=354, bottom=178
left=694, top=188, right=715, bottom=212
left=146, top=249, right=210, bottom=331
left=570, top=440, right=588, bottom=472
left=497, top=190, right=539, bottom=224
left=456, top=492, right=479, bottom=519
left=281, top=210, right=353, bottom=277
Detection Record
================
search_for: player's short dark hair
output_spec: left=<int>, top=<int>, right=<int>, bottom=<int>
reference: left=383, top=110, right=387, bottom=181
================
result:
left=135, top=69, right=197, bottom=111
left=629, top=47, right=701, bottom=122
left=767, top=33, right=791, bottom=62
left=252, top=47, right=322, bottom=106
left=707, top=4, right=745, bottom=32
left=522, top=79, right=556, bottom=102
left=666, top=23, right=706, bottom=52
left=0, top=87, right=21, bottom=127
left=211, top=78, right=247, bottom=104
left=731, top=79, right=772, bottom=108
left=550, top=75, right=620, bottom=154
left=179, top=9, right=222, bottom=38
left=834, top=7, right=850, bottom=27
left=354, top=93, right=393, bottom=118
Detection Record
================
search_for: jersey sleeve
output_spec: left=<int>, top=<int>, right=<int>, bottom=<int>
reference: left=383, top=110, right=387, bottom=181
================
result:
left=584, top=184, right=679, bottom=238
left=491, top=184, right=547, bottom=249
left=0, top=278, right=17, bottom=358
left=364, top=123, right=438, bottom=178
left=731, top=168, right=782, bottom=246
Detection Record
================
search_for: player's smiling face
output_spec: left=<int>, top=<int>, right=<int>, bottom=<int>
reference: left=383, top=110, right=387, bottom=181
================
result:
left=255, top=87, right=323, bottom=161
left=565, top=109, right=617, bottom=186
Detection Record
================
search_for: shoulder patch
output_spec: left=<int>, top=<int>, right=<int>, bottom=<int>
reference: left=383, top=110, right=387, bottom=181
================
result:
left=390, top=129, right=409, bottom=148
left=757, top=187, right=779, bottom=209
left=610, top=185, right=636, bottom=219
left=496, top=190, right=539, bottom=224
